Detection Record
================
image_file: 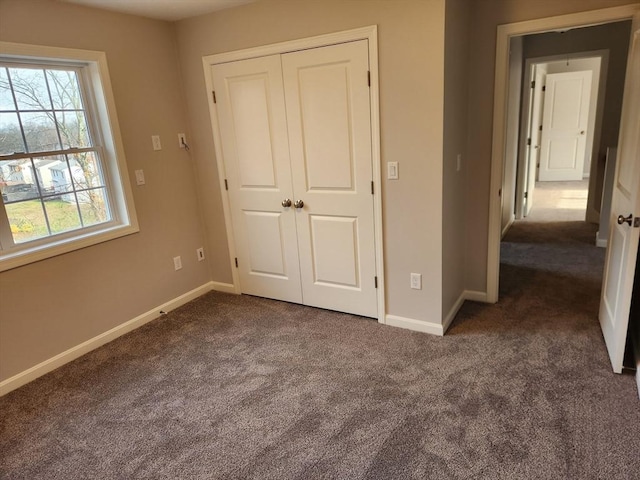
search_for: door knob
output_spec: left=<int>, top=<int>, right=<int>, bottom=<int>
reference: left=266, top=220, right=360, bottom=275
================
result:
left=281, top=198, right=292, bottom=208
left=618, top=214, right=633, bottom=226
left=580, top=130, right=585, bottom=135
left=293, top=199, right=304, bottom=209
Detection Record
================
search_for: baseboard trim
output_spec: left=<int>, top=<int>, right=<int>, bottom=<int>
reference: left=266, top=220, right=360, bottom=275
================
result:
left=465, top=290, right=489, bottom=303
left=443, top=291, right=466, bottom=334
left=385, top=314, right=443, bottom=336
left=595, top=232, right=608, bottom=248
left=210, top=281, right=238, bottom=294
left=501, top=216, right=514, bottom=239
left=0, top=282, right=215, bottom=397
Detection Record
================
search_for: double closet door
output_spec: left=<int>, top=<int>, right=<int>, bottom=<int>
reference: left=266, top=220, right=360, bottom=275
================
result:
left=211, top=40, right=378, bottom=318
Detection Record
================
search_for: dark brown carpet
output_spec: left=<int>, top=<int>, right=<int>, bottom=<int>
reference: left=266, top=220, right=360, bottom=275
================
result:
left=1, top=220, right=639, bottom=479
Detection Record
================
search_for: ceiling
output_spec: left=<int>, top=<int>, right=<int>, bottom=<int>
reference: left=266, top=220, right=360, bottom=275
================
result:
left=60, top=0, right=256, bottom=21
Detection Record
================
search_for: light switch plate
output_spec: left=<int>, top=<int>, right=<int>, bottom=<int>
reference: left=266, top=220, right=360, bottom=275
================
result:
left=387, top=161, right=399, bottom=180
left=152, top=135, right=162, bottom=151
left=134, top=169, right=145, bottom=185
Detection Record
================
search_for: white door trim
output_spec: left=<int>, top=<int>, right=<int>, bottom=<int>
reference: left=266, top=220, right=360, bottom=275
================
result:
left=202, top=26, right=386, bottom=323
left=487, top=5, right=639, bottom=303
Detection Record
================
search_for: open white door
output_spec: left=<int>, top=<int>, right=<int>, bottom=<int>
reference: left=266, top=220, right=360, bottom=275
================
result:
left=524, top=69, right=546, bottom=216
left=599, top=17, right=640, bottom=373
left=538, top=71, right=592, bottom=182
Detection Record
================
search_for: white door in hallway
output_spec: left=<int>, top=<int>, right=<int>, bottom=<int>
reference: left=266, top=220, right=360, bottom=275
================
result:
left=538, top=71, right=592, bottom=182
left=524, top=69, right=545, bottom=216
left=211, top=55, right=302, bottom=304
left=282, top=40, right=378, bottom=318
left=599, top=16, right=640, bottom=374
left=211, top=40, right=378, bottom=318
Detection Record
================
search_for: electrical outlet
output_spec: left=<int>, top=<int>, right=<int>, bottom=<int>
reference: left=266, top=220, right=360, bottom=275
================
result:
left=178, top=133, right=187, bottom=149
left=152, top=135, right=162, bottom=151
left=410, top=273, right=422, bottom=290
left=173, top=256, right=182, bottom=271
left=196, top=247, right=205, bottom=261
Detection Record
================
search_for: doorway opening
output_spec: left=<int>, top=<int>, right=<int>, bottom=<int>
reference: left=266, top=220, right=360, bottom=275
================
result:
left=487, top=5, right=639, bottom=374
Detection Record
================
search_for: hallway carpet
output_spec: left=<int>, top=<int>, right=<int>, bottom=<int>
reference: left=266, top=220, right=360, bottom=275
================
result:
left=1, top=220, right=639, bottom=478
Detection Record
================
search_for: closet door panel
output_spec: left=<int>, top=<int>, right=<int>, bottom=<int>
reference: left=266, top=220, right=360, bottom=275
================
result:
left=211, top=56, right=302, bottom=303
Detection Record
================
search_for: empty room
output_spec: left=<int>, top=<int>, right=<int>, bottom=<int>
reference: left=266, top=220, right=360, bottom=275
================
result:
left=1, top=0, right=639, bottom=478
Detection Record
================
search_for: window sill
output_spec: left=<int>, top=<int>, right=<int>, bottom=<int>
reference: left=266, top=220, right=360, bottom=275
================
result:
left=0, top=223, right=139, bottom=272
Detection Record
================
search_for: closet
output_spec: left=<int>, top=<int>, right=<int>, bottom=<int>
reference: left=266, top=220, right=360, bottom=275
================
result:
left=208, top=39, right=378, bottom=318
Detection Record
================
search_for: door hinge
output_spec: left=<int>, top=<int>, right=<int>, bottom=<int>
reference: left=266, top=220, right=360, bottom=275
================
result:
left=374, top=276, right=378, bottom=288
left=531, top=80, right=535, bottom=89
left=224, top=179, right=228, bottom=190
left=635, top=217, right=640, bottom=228
left=539, top=125, right=543, bottom=131
left=212, top=91, right=217, bottom=103
left=371, top=181, right=374, bottom=195
left=367, top=70, right=371, bottom=87
left=235, top=257, right=238, bottom=268
left=542, top=85, right=546, bottom=92
left=524, top=191, right=528, bottom=199
left=527, top=138, right=531, bottom=146
left=498, top=188, right=502, bottom=197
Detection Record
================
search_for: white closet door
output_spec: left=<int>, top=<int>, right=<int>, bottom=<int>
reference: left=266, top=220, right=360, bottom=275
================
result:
left=282, top=40, right=378, bottom=318
left=211, top=55, right=302, bottom=303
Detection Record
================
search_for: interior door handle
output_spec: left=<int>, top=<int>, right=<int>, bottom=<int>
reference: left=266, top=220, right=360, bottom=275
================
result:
left=281, top=198, right=292, bottom=208
left=618, top=214, right=632, bottom=226
left=294, top=199, right=304, bottom=209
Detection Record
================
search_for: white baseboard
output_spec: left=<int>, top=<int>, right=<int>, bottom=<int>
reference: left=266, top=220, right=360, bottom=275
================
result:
left=0, top=282, right=215, bottom=397
left=595, top=231, right=608, bottom=248
left=385, top=314, right=444, bottom=336
left=443, top=291, right=466, bottom=334
left=464, top=290, right=489, bottom=303
left=210, top=281, right=238, bottom=294
left=501, top=216, right=514, bottom=239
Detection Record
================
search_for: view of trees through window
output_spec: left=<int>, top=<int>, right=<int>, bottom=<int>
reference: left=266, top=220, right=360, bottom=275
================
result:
left=0, top=65, right=110, bottom=244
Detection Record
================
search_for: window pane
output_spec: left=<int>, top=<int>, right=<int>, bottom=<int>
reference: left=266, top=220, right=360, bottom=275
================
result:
left=0, top=112, right=26, bottom=155
left=33, top=156, right=73, bottom=195
left=21, top=112, right=60, bottom=152
left=0, top=68, right=16, bottom=110
left=44, top=194, right=81, bottom=234
left=56, top=110, right=91, bottom=149
left=47, top=69, right=82, bottom=110
left=0, top=159, right=39, bottom=202
left=8, top=68, right=52, bottom=111
left=69, top=152, right=104, bottom=189
left=5, top=199, right=49, bottom=243
left=78, top=188, right=110, bottom=226
left=9, top=68, right=51, bottom=110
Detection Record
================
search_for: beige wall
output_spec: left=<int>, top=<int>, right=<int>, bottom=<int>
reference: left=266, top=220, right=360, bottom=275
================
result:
left=175, top=0, right=448, bottom=323
left=0, top=0, right=209, bottom=381
left=464, top=0, right=636, bottom=293
left=442, top=0, right=471, bottom=318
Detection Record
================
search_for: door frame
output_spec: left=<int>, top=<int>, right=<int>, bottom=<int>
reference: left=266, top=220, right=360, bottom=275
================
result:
left=487, top=4, right=639, bottom=303
left=202, top=26, right=386, bottom=323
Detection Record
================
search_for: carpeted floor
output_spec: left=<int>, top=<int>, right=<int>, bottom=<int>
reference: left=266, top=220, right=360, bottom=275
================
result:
left=1, top=183, right=639, bottom=479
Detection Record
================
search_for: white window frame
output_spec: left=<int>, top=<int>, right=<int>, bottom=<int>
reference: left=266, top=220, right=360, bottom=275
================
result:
left=0, top=42, right=138, bottom=272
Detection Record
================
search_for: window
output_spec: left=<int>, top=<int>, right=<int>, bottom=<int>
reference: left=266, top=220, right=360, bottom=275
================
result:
left=0, top=43, right=138, bottom=271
